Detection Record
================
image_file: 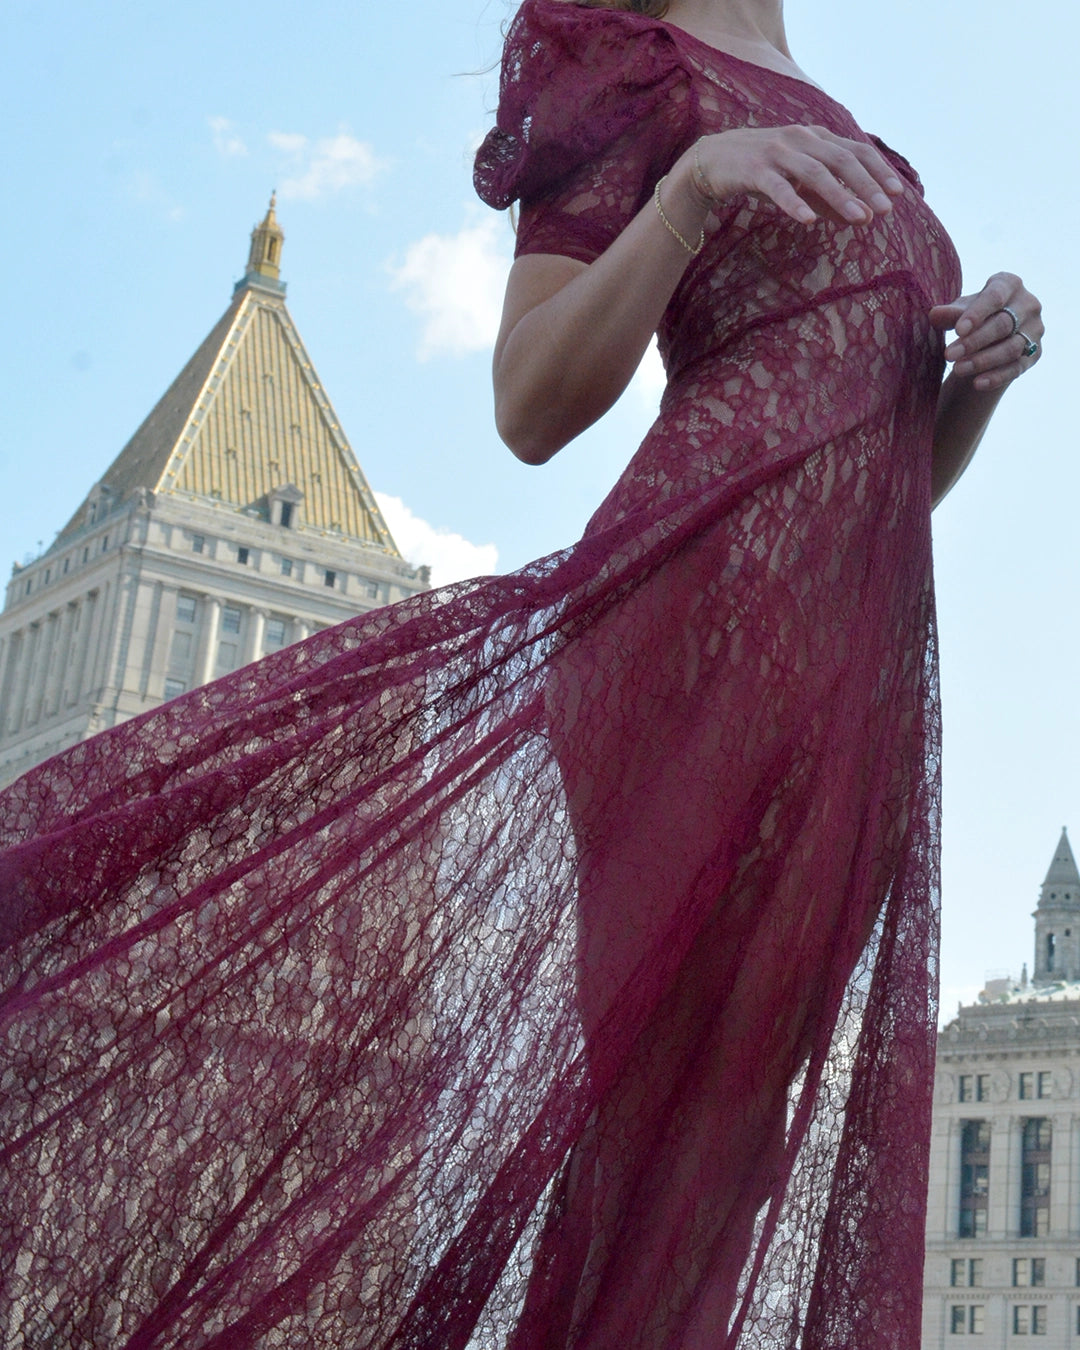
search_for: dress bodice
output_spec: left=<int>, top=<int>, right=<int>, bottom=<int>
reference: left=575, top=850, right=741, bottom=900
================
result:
left=475, top=0, right=964, bottom=531
left=475, top=0, right=962, bottom=388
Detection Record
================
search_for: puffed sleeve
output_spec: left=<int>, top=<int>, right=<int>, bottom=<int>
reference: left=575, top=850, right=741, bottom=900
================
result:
left=473, top=0, right=695, bottom=262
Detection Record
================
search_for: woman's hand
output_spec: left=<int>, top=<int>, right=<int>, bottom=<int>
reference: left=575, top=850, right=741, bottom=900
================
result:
left=690, top=125, right=906, bottom=226
left=930, top=273, right=1043, bottom=392
left=492, top=127, right=908, bottom=464
left=928, top=274, right=1044, bottom=505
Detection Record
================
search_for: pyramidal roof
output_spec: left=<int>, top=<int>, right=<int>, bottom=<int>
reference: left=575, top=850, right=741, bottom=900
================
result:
left=1040, top=827, right=1080, bottom=894
left=54, top=198, right=399, bottom=554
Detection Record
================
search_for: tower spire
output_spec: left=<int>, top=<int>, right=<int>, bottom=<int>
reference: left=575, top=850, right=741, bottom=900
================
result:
left=237, top=194, right=286, bottom=296
left=1041, top=827, right=1080, bottom=891
left=1033, top=827, right=1080, bottom=984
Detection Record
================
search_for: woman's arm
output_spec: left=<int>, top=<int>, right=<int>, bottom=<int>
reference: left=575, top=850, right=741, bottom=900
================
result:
left=494, top=126, right=907, bottom=464
left=929, top=273, right=1043, bottom=507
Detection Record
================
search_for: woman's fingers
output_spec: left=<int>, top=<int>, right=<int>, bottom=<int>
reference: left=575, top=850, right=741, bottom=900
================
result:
left=778, top=133, right=900, bottom=222
left=696, top=125, right=904, bottom=226
left=931, top=273, right=1044, bottom=390
left=757, top=170, right=819, bottom=224
left=810, top=134, right=903, bottom=209
left=928, top=300, right=967, bottom=326
left=952, top=334, right=1035, bottom=379
left=951, top=274, right=1020, bottom=339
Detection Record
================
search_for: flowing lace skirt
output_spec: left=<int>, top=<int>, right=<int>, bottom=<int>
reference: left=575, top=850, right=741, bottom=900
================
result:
left=1, top=320, right=940, bottom=1348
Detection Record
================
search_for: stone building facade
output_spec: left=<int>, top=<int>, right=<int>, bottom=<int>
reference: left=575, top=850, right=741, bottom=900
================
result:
left=924, top=830, right=1080, bottom=1347
left=0, top=200, right=427, bottom=788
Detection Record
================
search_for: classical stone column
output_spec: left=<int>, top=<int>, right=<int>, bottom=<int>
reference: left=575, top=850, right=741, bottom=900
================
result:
left=1049, top=1109, right=1071, bottom=1237
left=243, top=607, right=268, bottom=665
left=45, top=604, right=75, bottom=717
left=102, top=568, right=141, bottom=708
left=5, top=628, right=31, bottom=735
left=988, top=1113, right=1015, bottom=1239
left=136, top=580, right=164, bottom=697
left=20, top=622, right=48, bottom=728
left=1004, top=1115, right=1023, bottom=1240
left=71, top=591, right=98, bottom=704
left=942, top=1116, right=964, bottom=1242
left=1070, top=1114, right=1080, bottom=1240
left=145, top=587, right=178, bottom=699
left=195, top=596, right=222, bottom=688
left=25, top=613, right=59, bottom=727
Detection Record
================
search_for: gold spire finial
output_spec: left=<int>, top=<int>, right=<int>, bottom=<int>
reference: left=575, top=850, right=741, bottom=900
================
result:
left=245, top=193, right=284, bottom=283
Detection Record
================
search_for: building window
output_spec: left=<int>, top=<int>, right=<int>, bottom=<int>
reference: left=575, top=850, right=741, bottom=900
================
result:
left=63, top=558, right=69, bottom=573
left=163, top=678, right=186, bottom=700
left=265, top=618, right=287, bottom=650
left=1037, top=1072, right=1051, bottom=1099
left=1075, top=1257, right=1080, bottom=1287
left=24, top=578, right=31, bottom=595
left=1075, top=1305, right=1080, bottom=1335
left=221, top=605, right=242, bottom=635
left=176, top=594, right=198, bottom=623
left=953, top=1259, right=984, bottom=1288
left=1021, top=1119, right=1052, bottom=1238
left=170, top=631, right=193, bottom=665
left=281, top=558, right=293, bottom=577
left=280, top=501, right=294, bottom=529
left=324, top=569, right=336, bottom=588
left=237, top=546, right=250, bottom=565
left=192, top=534, right=205, bottom=554
left=1013, top=1305, right=1047, bottom=1335
left=977, top=1075, right=990, bottom=1102
left=1047, top=933, right=1056, bottom=972
left=1014, top=1258, right=1046, bottom=1287
left=366, top=580, right=380, bottom=599
left=82, top=548, right=89, bottom=563
left=960, top=1120, right=990, bottom=1238
left=216, top=640, right=238, bottom=676
left=1020, top=1073, right=1034, bottom=1100
left=102, top=535, right=109, bottom=549
left=950, top=1306, right=984, bottom=1335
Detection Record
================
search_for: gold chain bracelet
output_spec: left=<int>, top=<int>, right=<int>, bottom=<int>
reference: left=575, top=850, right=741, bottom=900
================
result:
left=654, top=175, right=705, bottom=257
left=691, top=138, right=719, bottom=206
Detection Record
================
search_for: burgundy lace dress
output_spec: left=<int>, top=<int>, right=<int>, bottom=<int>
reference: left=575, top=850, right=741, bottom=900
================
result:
left=0, top=2, right=960, bottom=1347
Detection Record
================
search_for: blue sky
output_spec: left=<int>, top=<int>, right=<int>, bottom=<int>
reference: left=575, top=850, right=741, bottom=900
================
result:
left=2, top=0, right=1077, bottom=1013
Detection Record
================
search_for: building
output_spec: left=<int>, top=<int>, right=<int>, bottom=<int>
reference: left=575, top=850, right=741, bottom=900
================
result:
left=924, top=829, right=1080, bottom=1346
left=0, top=198, right=427, bottom=789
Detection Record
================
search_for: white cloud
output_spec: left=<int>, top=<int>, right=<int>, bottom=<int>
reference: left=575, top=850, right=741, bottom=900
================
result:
left=269, top=129, right=382, bottom=201
left=375, top=492, right=499, bottom=589
left=208, top=116, right=248, bottom=158
left=389, top=215, right=513, bottom=360
left=267, top=131, right=308, bottom=156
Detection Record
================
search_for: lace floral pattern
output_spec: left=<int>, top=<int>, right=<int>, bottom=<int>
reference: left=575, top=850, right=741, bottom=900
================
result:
left=1, top=1, right=959, bottom=1345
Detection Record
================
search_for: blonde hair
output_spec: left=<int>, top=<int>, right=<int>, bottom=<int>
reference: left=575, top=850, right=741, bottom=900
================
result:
left=574, top=0, right=671, bottom=15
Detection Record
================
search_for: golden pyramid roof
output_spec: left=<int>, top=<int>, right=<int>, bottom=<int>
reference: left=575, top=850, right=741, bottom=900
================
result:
left=55, top=201, right=399, bottom=555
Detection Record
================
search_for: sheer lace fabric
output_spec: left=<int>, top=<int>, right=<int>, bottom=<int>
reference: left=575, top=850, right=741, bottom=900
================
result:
left=1, top=2, right=959, bottom=1346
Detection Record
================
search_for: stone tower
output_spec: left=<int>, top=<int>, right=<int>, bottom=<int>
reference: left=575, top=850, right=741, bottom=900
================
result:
left=1032, top=828, right=1080, bottom=984
left=0, top=199, right=427, bottom=788
left=922, top=827, right=1080, bottom=1348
